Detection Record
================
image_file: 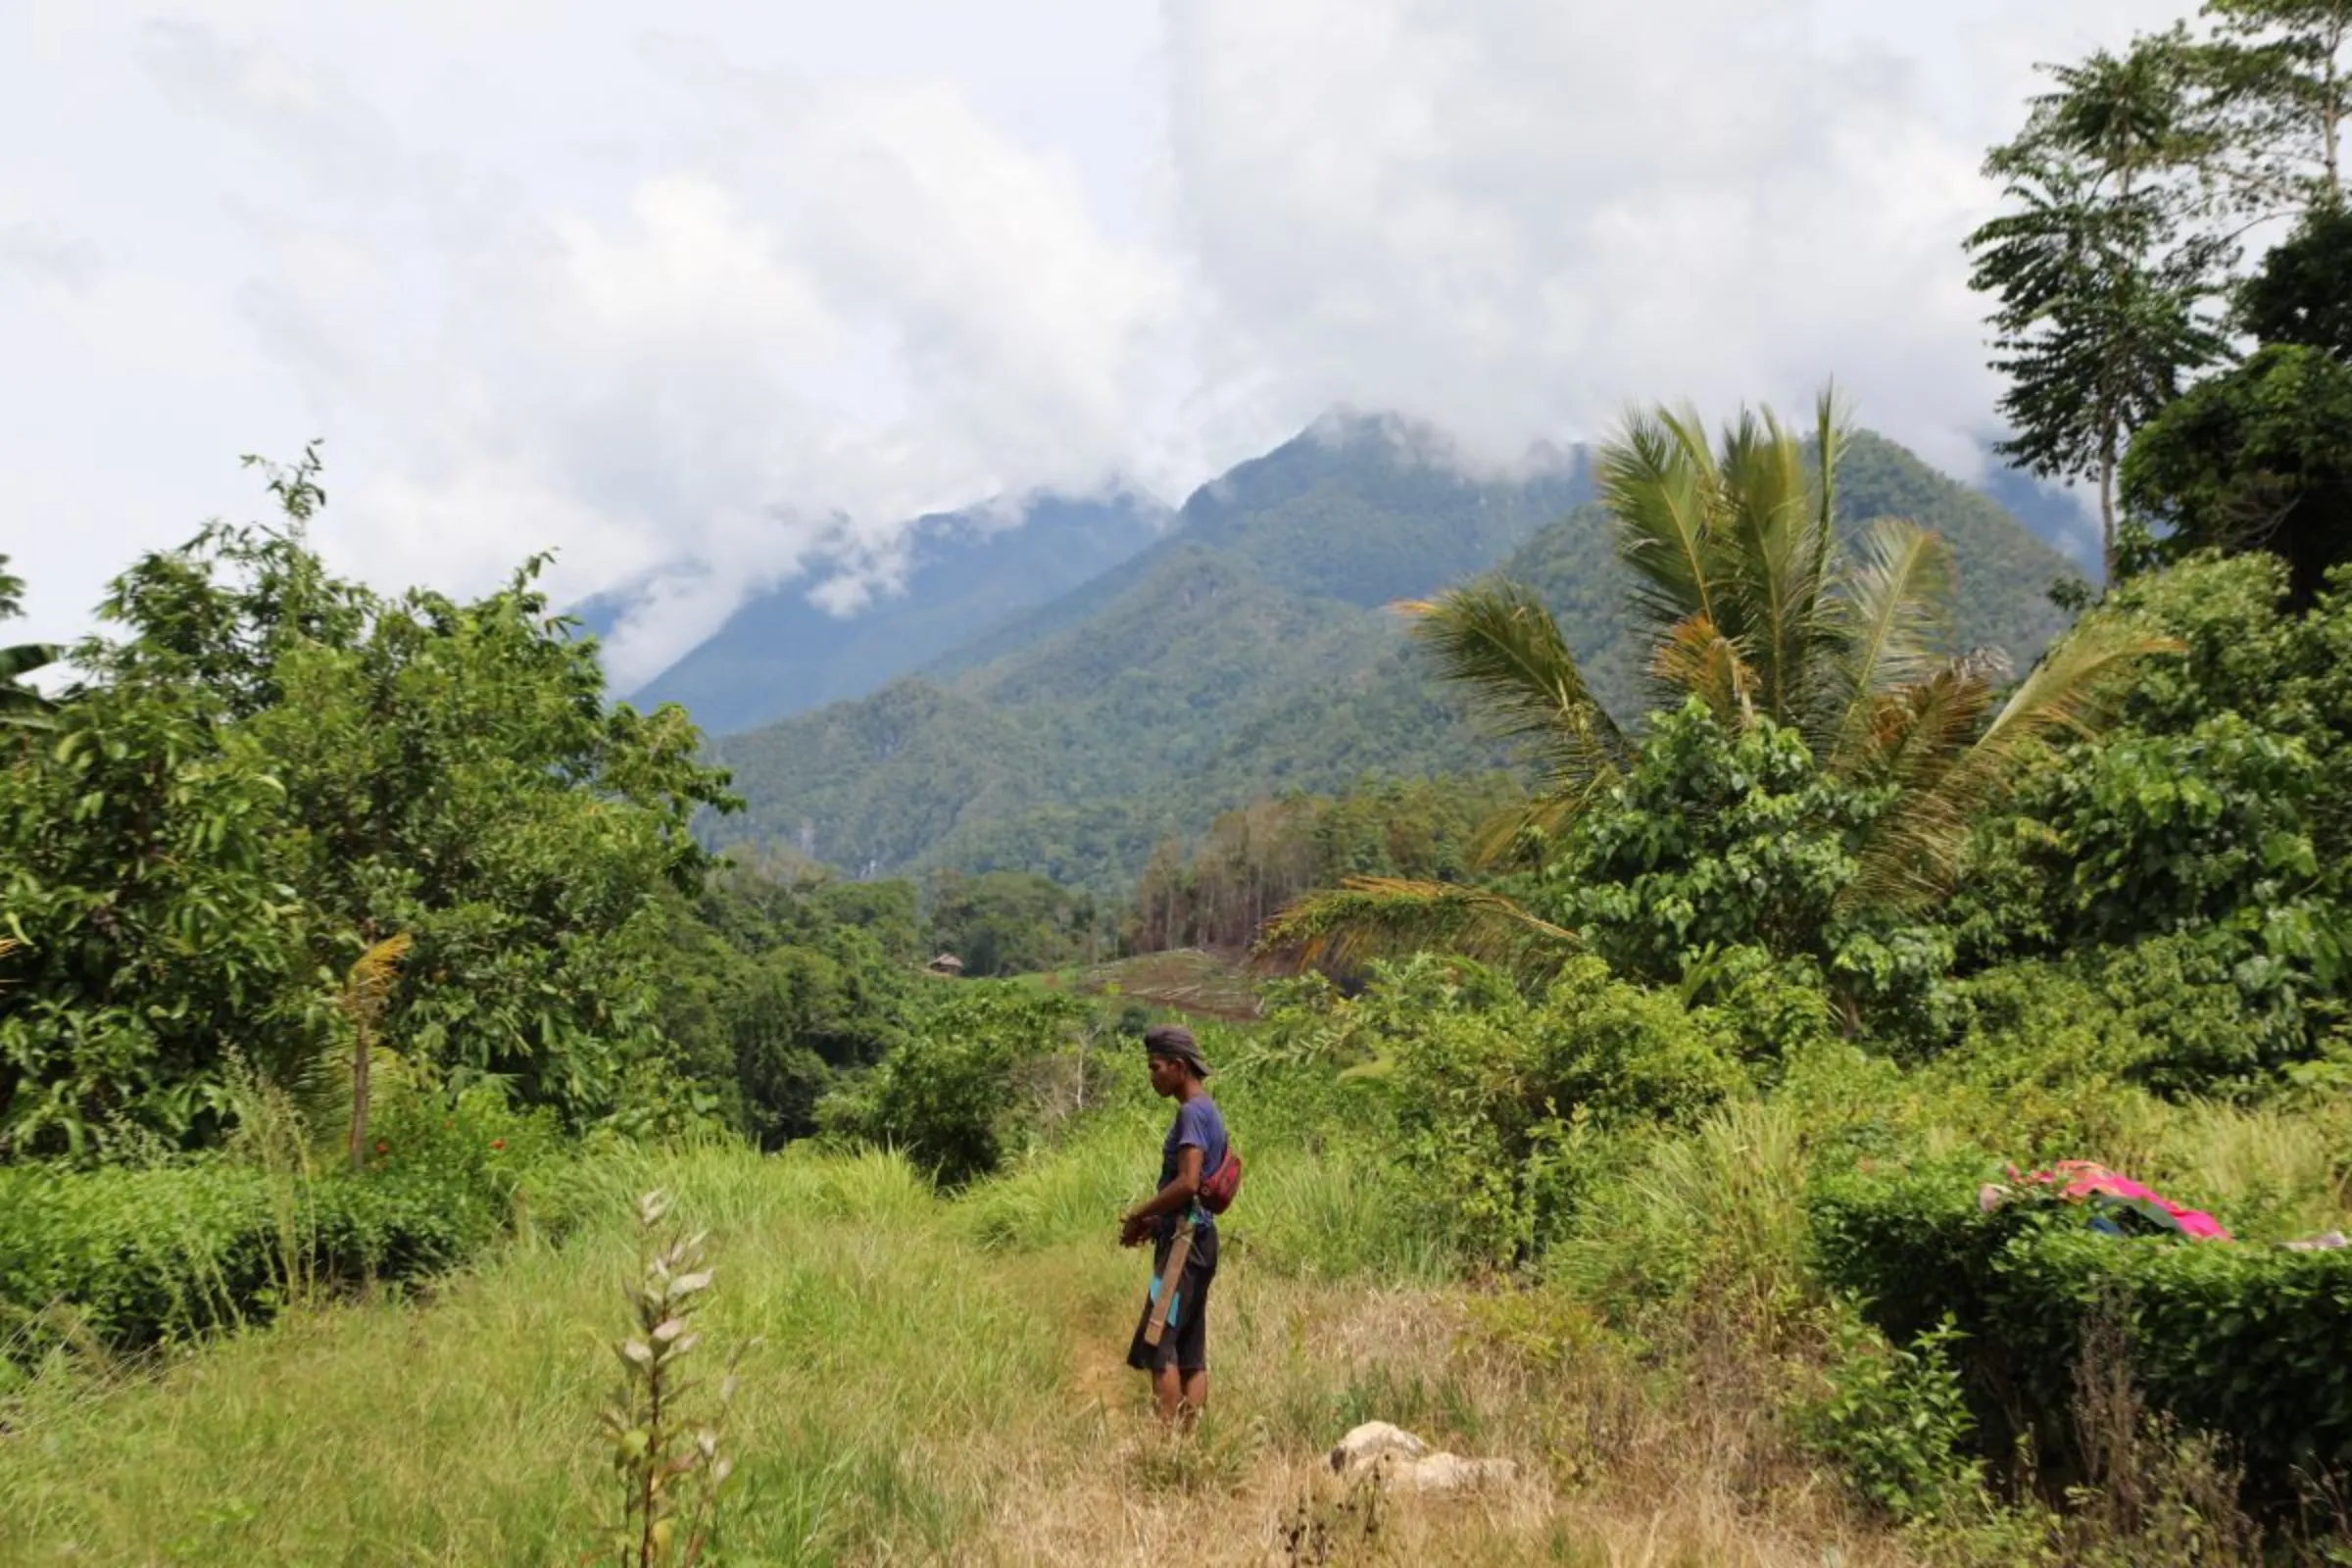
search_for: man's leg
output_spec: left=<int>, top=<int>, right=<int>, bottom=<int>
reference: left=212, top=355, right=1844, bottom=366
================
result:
left=1153, top=1364, right=1185, bottom=1423
left=1151, top=1365, right=1207, bottom=1428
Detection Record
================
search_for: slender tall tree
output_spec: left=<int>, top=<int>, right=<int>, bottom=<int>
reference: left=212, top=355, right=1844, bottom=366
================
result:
left=1967, top=36, right=2232, bottom=583
left=2200, top=0, right=2352, bottom=208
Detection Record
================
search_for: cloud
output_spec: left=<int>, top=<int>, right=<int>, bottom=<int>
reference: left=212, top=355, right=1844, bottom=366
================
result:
left=65, top=17, right=1190, bottom=688
left=0, top=224, right=102, bottom=290
left=1160, top=0, right=2177, bottom=485
left=5, top=0, right=2184, bottom=673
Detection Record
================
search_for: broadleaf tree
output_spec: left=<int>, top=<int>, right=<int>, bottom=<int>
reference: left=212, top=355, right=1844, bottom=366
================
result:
left=0, top=454, right=738, bottom=1157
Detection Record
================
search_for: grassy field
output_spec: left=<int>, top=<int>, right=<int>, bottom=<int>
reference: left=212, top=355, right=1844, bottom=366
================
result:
left=0, top=1120, right=1924, bottom=1568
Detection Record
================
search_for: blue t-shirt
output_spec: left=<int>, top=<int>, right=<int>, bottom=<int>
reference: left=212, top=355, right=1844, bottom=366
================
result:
left=1157, top=1094, right=1228, bottom=1236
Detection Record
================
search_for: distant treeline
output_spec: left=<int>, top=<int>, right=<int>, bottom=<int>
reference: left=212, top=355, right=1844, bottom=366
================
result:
left=1123, top=774, right=1522, bottom=955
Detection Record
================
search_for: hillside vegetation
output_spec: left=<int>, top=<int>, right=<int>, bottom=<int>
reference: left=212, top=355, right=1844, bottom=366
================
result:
left=710, top=424, right=2076, bottom=894
left=10, top=4, right=2352, bottom=1557
left=619, top=493, right=1167, bottom=738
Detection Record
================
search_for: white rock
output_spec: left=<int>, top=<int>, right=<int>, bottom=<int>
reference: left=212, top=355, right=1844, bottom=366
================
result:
left=1328, top=1423, right=1518, bottom=1494
left=1328, top=1421, right=1429, bottom=1473
left=1386, top=1452, right=1518, bottom=1494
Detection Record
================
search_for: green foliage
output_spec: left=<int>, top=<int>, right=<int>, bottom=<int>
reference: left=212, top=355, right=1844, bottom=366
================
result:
left=2009, top=1228, right=2352, bottom=1481
left=1543, top=1099, right=1815, bottom=1341
left=1948, top=943, right=2289, bottom=1104
left=2043, top=714, right=2323, bottom=944
left=1129, top=773, right=1520, bottom=955
left=2195, top=0, right=2352, bottom=213
left=0, top=1084, right=564, bottom=1358
left=2236, top=204, right=2352, bottom=358
left=1965, top=41, right=2231, bottom=577
left=1261, top=394, right=2162, bottom=1017
left=1810, top=1162, right=2352, bottom=1490
left=0, top=553, right=62, bottom=731
left=817, top=983, right=1108, bottom=1186
left=1313, top=955, right=1746, bottom=1266
left=2122, top=343, right=2352, bottom=605
left=0, top=458, right=734, bottom=1153
left=1808, top=1158, right=2048, bottom=1356
left=1969, top=0, right=2352, bottom=593
left=1949, top=554, right=2352, bottom=1080
left=923, top=868, right=1098, bottom=977
left=1543, top=702, right=1954, bottom=1038
left=646, top=860, right=919, bottom=1150
left=1799, top=1310, right=1984, bottom=1523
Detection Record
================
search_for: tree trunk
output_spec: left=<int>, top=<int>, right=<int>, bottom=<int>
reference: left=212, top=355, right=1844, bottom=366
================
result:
left=2326, top=41, right=2342, bottom=201
left=348, top=1015, right=371, bottom=1173
left=2099, top=449, right=2119, bottom=587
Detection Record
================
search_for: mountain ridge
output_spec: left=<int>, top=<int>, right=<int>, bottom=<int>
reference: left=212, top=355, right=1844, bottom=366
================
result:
left=701, top=421, right=2078, bottom=895
left=592, top=489, right=1170, bottom=737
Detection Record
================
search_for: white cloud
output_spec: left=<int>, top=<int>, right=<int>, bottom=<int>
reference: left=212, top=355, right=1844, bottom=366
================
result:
left=2, top=0, right=2183, bottom=680
left=1161, top=0, right=2178, bottom=485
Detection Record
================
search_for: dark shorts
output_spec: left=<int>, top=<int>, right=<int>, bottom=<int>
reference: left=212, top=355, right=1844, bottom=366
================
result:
left=1126, top=1223, right=1218, bottom=1375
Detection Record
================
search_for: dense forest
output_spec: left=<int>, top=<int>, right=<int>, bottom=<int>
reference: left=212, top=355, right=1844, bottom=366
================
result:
left=7, top=0, right=2352, bottom=1560
left=706, top=422, right=2077, bottom=898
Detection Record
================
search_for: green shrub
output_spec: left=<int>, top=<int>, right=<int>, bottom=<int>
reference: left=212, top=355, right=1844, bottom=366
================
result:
left=1345, top=955, right=1748, bottom=1267
left=0, top=1160, right=283, bottom=1352
left=1809, top=1164, right=2352, bottom=1498
left=817, top=984, right=1103, bottom=1186
left=1535, top=700, right=1956, bottom=1044
left=0, top=1086, right=571, bottom=1360
left=1808, top=1159, right=2032, bottom=1349
left=1798, top=1309, right=1984, bottom=1523
left=2003, top=1229, right=2352, bottom=1481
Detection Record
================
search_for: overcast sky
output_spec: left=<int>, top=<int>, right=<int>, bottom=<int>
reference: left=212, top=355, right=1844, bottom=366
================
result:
left=4, top=0, right=2176, bottom=686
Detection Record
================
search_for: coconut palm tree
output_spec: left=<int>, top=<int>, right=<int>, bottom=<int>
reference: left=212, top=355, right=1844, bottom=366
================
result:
left=1258, top=389, right=2179, bottom=971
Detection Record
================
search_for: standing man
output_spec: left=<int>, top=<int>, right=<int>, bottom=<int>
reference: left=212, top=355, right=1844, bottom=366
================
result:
left=1118, top=1023, right=1226, bottom=1429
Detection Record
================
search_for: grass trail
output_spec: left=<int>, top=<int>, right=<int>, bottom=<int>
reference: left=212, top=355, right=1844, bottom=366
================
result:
left=0, top=1142, right=1914, bottom=1567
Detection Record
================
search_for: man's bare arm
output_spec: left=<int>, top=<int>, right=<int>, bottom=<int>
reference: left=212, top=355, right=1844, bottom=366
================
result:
left=1120, top=1146, right=1205, bottom=1242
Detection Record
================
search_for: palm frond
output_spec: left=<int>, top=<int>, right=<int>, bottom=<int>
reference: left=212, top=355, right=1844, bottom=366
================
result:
left=1715, top=406, right=1838, bottom=723
left=1650, top=612, right=1759, bottom=727
left=1859, top=657, right=2001, bottom=791
left=1596, top=403, right=1724, bottom=640
left=1464, top=787, right=1610, bottom=872
left=1398, top=582, right=1628, bottom=800
left=0, top=641, right=61, bottom=729
left=1838, top=664, right=2000, bottom=911
left=1844, top=623, right=2183, bottom=911
left=1813, top=383, right=1847, bottom=550
left=1253, top=877, right=1576, bottom=977
left=1824, top=521, right=1957, bottom=769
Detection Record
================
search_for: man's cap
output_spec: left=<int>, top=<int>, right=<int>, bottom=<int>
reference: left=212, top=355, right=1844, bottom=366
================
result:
left=1143, top=1023, right=1211, bottom=1077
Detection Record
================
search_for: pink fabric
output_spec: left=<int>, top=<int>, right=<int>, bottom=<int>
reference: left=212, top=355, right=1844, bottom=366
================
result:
left=2012, top=1160, right=2232, bottom=1242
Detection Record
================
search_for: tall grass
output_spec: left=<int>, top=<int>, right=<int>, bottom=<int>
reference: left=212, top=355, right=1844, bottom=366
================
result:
left=0, top=1135, right=1921, bottom=1566
left=963, top=1105, right=1453, bottom=1285
left=1546, top=1099, right=1815, bottom=1343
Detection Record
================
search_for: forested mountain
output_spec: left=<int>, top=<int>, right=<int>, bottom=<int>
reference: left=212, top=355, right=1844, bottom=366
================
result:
left=706, top=420, right=2078, bottom=894
left=924, top=413, right=1592, bottom=679
left=596, top=491, right=1167, bottom=737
